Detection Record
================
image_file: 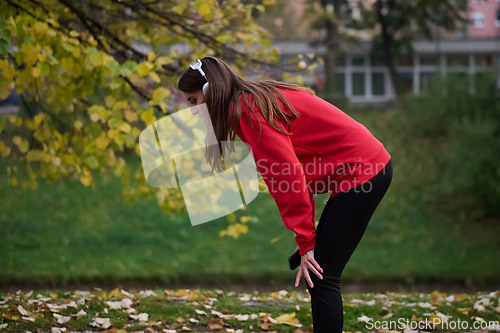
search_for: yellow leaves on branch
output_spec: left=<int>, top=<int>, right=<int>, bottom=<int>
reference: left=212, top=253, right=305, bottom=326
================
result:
left=194, top=0, right=215, bottom=18
left=136, top=62, right=154, bottom=77
left=140, top=108, right=156, bottom=126
left=150, top=87, right=170, bottom=107
left=13, top=136, right=29, bottom=153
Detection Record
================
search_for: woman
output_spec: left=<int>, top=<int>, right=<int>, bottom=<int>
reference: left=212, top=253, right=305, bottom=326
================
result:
left=178, top=56, right=393, bottom=333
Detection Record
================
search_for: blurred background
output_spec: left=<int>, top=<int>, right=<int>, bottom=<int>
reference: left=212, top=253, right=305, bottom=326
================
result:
left=0, top=0, right=499, bottom=292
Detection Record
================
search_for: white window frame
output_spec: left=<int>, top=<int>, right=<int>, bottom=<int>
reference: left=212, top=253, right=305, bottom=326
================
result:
left=471, top=11, right=485, bottom=28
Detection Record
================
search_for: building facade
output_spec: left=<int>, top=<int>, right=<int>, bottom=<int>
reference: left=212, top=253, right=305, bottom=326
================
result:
left=274, top=0, right=500, bottom=104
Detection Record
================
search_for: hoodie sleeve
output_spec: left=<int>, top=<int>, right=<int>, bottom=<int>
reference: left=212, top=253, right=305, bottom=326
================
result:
left=235, top=108, right=316, bottom=256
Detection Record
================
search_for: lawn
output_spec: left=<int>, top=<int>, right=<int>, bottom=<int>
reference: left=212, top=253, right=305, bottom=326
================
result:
left=0, top=287, right=499, bottom=332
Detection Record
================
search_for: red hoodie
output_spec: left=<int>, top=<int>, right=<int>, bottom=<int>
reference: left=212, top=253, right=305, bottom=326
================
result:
left=232, top=88, right=391, bottom=255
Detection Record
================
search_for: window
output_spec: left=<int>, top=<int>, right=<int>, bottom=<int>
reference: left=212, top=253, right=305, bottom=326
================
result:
left=352, top=73, right=365, bottom=96
left=352, top=56, right=365, bottom=66
left=471, top=11, right=484, bottom=28
left=334, top=73, right=345, bottom=94
left=496, top=9, right=500, bottom=27
left=447, top=54, right=468, bottom=67
left=475, top=54, right=492, bottom=67
left=370, top=55, right=387, bottom=66
left=420, top=55, right=437, bottom=66
left=371, top=72, right=385, bottom=96
left=457, top=26, right=467, bottom=39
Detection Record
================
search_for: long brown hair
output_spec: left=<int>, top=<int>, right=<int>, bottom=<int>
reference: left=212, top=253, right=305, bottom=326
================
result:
left=178, top=56, right=313, bottom=172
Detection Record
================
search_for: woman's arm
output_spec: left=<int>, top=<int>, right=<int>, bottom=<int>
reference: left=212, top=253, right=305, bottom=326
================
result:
left=235, top=108, right=316, bottom=256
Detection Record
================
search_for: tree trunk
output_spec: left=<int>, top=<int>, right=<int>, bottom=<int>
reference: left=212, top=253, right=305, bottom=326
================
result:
left=321, top=0, right=340, bottom=102
left=376, top=0, right=400, bottom=104
left=324, top=18, right=338, bottom=99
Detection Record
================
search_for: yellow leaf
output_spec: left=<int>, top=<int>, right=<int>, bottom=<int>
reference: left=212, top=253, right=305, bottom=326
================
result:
left=96, top=136, right=110, bottom=149
left=0, top=82, right=10, bottom=100
left=1, top=146, right=11, bottom=157
left=117, top=122, right=131, bottom=133
left=21, top=44, right=38, bottom=67
left=13, top=136, right=22, bottom=146
left=11, top=176, right=18, bottom=186
left=74, top=120, right=83, bottom=131
left=0, top=59, right=7, bottom=71
left=89, top=113, right=99, bottom=122
left=2, top=312, right=19, bottom=320
left=275, top=312, right=300, bottom=326
left=33, top=21, right=48, bottom=35
left=137, top=62, right=154, bottom=76
left=147, top=51, right=156, bottom=63
left=149, top=71, right=161, bottom=83
left=140, top=108, right=155, bottom=125
left=31, top=67, right=41, bottom=78
left=429, top=314, right=442, bottom=325
left=72, top=47, right=80, bottom=58
left=124, top=110, right=138, bottom=123
left=113, top=100, right=129, bottom=110
left=263, top=0, right=276, bottom=5
left=199, top=3, right=211, bottom=16
left=152, top=87, right=170, bottom=102
left=223, top=223, right=248, bottom=239
left=240, top=216, right=251, bottom=223
left=457, top=307, right=471, bottom=315
left=172, top=3, right=187, bottom=15
left=108, top=288, right=125, bottom=298
left=79, top=172, right=92, bottom=187
left=0, top=141, right=4, bottom=153
left=71, top=63, right=82, bottom=77
left=3, top=65, right=14, bottom=80
left=61, top=57, right=74, bottom=71
left=227, top=213, right=236, bottom=223
left=155, top=56, right=174, bottom=67
left=105, top=95, right=115, bottom=108
left=49, top=291, right=58, bottom=299
left=88, top=105, right=107, bottom=122
left=270, top=236, right=281, bottom=244
left=18, top=139, right=29, bottom=153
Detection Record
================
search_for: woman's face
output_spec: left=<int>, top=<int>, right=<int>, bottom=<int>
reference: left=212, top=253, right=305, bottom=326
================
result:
left=181, top=89, right=205, bottom=116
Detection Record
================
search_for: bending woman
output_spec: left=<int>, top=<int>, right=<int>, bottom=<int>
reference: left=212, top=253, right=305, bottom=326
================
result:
left=177, top=56, right=393, bottom=333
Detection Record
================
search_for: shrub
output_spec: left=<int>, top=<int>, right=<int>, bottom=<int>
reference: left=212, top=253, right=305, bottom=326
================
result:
left=401, top=72, right=500, bottom=219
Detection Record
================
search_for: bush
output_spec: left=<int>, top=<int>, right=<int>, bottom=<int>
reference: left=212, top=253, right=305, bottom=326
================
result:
left=401, top=72, right=500, bottom=219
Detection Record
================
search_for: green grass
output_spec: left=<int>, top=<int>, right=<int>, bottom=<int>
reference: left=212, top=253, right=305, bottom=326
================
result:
left=0, top=288, right=499, bottom=332
left=0, top=109, right=499, bottom=288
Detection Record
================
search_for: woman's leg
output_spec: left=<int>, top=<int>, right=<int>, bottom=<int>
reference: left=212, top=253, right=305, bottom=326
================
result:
left=307, top=160, right=393, bottom=332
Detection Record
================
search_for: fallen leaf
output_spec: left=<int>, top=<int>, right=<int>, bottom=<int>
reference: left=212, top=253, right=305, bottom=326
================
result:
left=457, top=307, right=471, bottom=315
left=208, top=318, right=224, bottom=329
left=357, top=315, right=372, bottom=323
left=51, top=328, right=67, bottom=333
left=90, top=317, right=112, bottom=329
left=53, top=313, right=71, bottom=324
left=275, top=312, right=301, bottom=327
left=106, top=298, right=133, bottom=309
left=18, top=305, right=30, bottom=316
left=129, top=313, right=149, bottom=321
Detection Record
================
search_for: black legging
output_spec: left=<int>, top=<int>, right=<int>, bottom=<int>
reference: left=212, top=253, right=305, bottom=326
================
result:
left=306, top=159, right=393, bottom=332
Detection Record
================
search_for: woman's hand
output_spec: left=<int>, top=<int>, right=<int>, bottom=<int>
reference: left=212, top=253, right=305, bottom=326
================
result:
left=294, top=247, right=323, bottom=288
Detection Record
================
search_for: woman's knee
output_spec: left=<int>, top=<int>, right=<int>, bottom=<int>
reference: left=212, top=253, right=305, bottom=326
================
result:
left=307, top=275, right=341, bottom=300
